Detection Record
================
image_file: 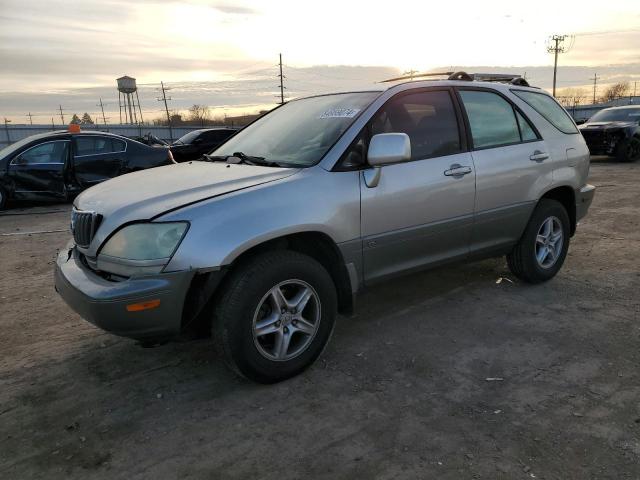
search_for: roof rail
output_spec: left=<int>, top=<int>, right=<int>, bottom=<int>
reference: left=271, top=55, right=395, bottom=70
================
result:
left=380, top=70, right=531, bottom=87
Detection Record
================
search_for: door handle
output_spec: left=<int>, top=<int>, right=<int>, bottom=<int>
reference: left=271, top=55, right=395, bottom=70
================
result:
left=529, top=151, right=549, bottom=162
left=444, top=164, right=472, bottom=177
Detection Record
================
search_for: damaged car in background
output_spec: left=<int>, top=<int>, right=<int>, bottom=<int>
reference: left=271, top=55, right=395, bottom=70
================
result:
left=579, top=106, right=640, bottom=162
left=0, top=128, right=175, bottom=209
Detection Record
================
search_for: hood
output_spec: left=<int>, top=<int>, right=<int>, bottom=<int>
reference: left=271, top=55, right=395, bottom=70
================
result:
left=580, top=121, right=636, bottom=130
left=75, top=161, right=298, bottom=240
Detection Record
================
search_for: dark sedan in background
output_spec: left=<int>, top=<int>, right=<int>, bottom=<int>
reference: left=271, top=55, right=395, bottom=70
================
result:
left=170, top=127, right=238, bottom=162
left=0, top=130, right=174, bottom=209
left=579, top=106, right=640, bottom=162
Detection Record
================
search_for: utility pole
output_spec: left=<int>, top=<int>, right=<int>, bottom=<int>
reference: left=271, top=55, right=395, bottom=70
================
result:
left=27, top=112, right=33, bottom=125
left=157, top=81, right=173, bottom=142
left=547, top=35, right=570, bottom=97
left=277, top=53, right=286, bottom=104
left=4, top=118, right=11, bottom=145
left=590, top=73, right=599, bottom=104
left=403, top=69, right=419, bottom=81
left=51, top=117, right=55, bottom=130
left=97, top=98, right=108, bottom=126
left=58, top=105, right=65, bottom=125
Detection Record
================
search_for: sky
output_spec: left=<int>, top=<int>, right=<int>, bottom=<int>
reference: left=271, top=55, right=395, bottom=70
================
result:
left=1, top=0, right=639, bottom=123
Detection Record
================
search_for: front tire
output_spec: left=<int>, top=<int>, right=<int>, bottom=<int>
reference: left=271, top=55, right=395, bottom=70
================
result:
left=615, top=137, right=640, bottom=163
left=507, top=199, right=570, bottom=283
left=213, top=250, right=337, bottom=383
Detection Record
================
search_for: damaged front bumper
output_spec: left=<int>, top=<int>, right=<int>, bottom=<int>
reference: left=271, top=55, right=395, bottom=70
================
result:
left=54, top=241, right=195, bottom=340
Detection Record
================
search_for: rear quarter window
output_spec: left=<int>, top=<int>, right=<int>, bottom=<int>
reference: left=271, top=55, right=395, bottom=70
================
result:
left=512, top=90, right=578, bottom=134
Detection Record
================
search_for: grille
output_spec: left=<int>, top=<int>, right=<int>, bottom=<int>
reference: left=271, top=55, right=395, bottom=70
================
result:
left=71, top=209, right=102, bottom=248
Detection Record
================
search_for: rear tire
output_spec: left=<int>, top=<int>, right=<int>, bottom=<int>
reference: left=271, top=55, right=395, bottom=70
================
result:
left=615, top=137, right=640, bottom=163
left=507, top=199, right=570, bottom=283
left=213, top=250, right=337, bottom=383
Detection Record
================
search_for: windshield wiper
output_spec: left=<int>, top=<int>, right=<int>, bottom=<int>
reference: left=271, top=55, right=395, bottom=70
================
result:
left=202, top=152, right=286, bottom=167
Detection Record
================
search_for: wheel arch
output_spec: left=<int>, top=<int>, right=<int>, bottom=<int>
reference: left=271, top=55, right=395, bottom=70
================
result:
left=181, top=230, right=355, bottom=337
left=226, top=231, right=354, bottom=314
left=539, top=185, right=576, bottom=235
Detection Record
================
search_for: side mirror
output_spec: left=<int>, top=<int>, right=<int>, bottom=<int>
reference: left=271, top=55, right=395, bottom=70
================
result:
left=367, top=133, right=411, bottom=166
left=575, top=119, right=586, bottom=125
left=192, top=137, right=203, bottom=144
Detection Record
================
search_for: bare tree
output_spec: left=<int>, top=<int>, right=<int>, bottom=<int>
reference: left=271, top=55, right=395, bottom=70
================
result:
left=601, top=82, right=630, bottom=102
left=188, top=104, right=210, bottom=125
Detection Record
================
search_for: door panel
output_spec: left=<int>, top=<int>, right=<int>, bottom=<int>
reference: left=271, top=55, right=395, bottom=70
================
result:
left=469, top=141, right=550, bottom=253
left=359, top=88, right=475, bottom=284
left=72, top=136, right=125, bottom=187
left=457, top=89, right=553, bottom=254
left=361, top=152, right=476, bottom=282
left=8, top=140, right=68, bottom=197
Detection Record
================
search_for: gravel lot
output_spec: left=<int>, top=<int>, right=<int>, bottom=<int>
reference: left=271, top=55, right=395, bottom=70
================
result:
left=1, top=158, right=639, bottom=479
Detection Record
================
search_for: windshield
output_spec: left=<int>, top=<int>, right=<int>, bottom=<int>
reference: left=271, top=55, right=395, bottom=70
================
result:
left=173, top=130, right=202, bottom=145
left=589, top=108, right=640, bottom=123
left=212, top=92, right=380, bottom=167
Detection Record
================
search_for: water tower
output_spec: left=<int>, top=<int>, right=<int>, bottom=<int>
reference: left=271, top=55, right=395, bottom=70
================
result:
left=117, top=76, right=144, bottom=124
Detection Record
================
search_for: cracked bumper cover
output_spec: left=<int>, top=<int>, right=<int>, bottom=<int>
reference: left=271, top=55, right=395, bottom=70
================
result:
left=54, top=241, right=195, bottom=340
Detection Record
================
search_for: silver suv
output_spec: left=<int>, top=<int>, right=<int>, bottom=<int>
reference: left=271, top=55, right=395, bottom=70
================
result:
left=55, top=73, right=595, bottom=383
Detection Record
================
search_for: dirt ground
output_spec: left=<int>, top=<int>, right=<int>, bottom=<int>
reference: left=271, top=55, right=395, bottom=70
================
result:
left=1, top=158, right=639, bottom=479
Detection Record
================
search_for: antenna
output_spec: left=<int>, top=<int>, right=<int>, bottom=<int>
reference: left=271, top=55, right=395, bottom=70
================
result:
left=546, top=35, right=574, bottom=97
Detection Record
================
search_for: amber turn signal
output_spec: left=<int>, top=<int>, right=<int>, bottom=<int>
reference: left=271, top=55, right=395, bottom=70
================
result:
left=126, top=299, right=161, bottom=312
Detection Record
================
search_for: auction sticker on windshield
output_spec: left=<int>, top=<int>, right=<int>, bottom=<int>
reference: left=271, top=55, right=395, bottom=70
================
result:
left=319, top=108, right=361, bottom=119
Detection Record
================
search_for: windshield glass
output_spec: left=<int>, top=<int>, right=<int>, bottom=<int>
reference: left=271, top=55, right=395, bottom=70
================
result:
left=173, top=130, right=202, bottom=145
left=212, top=92, right=380, bottom=167
left=589, top=108, right=640, bottom=123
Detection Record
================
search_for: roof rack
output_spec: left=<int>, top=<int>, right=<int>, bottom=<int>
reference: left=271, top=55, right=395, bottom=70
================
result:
left=380, top=71, right=530, bottom=87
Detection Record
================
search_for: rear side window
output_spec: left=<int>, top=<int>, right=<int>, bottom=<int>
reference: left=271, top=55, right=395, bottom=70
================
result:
left=512, top=90, right=578, bottom=134
left=112, top=139, right=126, bottom=152
left=76, top=136, right=114, bottom=155
left=371, top=90, right=462, bottom=160
left=459, top=90, right=521, bottom=149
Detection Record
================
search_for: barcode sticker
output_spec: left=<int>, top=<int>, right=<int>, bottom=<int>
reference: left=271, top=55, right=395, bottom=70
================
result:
left=319, top=108, right=360, bottom=119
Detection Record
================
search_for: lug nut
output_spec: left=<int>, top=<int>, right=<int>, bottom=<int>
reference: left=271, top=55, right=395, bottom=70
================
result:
left=292, top=320, right=298, bottom=326
left=275, top=321, right=281, bottom=327
left=284, top=327, right=289, bottom=333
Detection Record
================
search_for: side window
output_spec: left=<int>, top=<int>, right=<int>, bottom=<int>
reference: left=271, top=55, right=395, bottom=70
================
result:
left=459, top=90, right=521, bottom=149
left=112, top=139, right=126, bottom=152
left=512, top=90, right=578, bottom=134
left=75, top=137, right=115, bottom=156
left=370, top=90, right=461, bottom=160
left=516, top=110, right=538, bottom=141
left=16, top=141, right=68, bottom=164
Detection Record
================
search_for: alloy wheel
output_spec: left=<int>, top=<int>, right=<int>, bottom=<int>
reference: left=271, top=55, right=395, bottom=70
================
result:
left=252, top=280, right=321, bottom=361
left=535, top=216, right=563, bottom=269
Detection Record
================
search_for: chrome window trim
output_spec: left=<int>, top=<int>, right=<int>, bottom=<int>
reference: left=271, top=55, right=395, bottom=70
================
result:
left=9, top=140, right=70, bottom=166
